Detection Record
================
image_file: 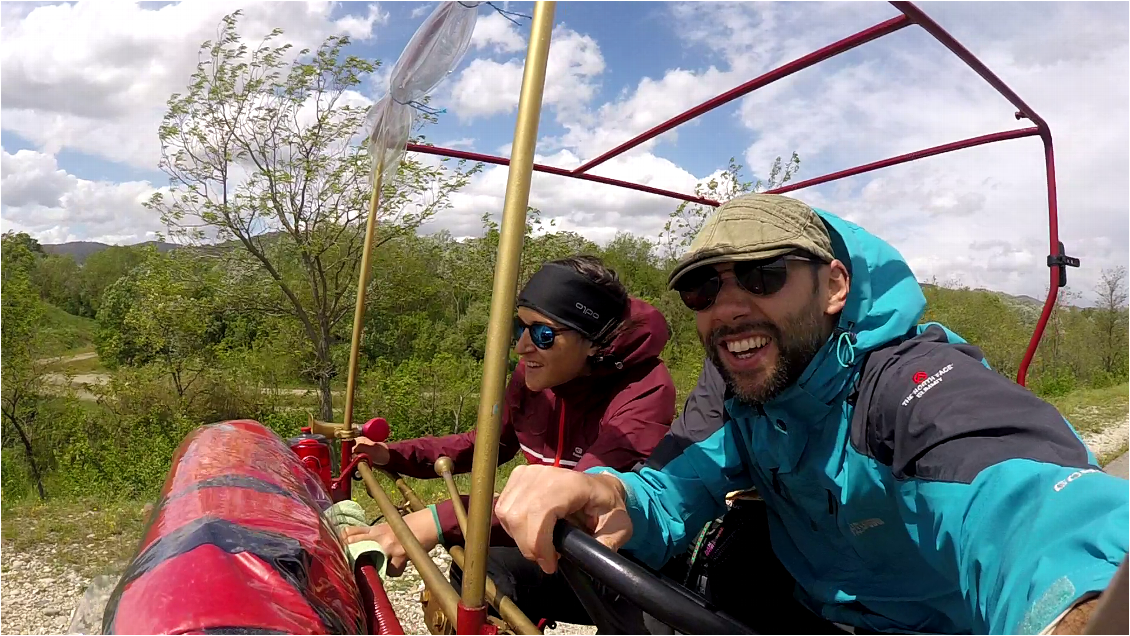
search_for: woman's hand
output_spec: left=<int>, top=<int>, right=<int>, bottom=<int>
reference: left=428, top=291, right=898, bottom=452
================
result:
left=340, top=508, right=440, bottom=577
left=352, top=436, right=390, bottom=465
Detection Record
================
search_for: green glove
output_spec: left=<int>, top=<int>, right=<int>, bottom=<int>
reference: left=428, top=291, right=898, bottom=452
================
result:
left=325, top=500, right=388, bottom=578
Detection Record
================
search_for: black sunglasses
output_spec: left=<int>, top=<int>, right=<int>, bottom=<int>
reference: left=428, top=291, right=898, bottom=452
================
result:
left=673, top=254, right=817, bottom=311
left=513, top=317, right=571, bottom=350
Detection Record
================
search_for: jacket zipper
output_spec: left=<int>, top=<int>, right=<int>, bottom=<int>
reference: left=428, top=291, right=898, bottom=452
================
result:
left=553, top=400, right=566, bottom=468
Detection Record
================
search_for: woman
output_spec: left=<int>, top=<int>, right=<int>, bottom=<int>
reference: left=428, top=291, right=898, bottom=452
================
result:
left=343, top=254, right=677, bottom=626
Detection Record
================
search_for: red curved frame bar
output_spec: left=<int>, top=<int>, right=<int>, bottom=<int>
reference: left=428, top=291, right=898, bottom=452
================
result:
left=407, top=1, right=1065, bottom=386
left=357, top=562, right=406, bottom=634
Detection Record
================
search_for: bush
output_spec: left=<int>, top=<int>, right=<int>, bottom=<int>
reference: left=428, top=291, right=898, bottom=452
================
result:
left=1032, top=369, right=1078, bottom=399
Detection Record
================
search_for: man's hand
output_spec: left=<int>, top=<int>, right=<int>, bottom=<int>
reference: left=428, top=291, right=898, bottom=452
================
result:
left=495, top=465, right=634, bottom=574
left=352, top=436, right=390, bottom=465
left=1051, top=598, right=1098, bottom=635
left=1048, top=557, right=1128, bottom=634
left=339, top=508, right=439, bottom=577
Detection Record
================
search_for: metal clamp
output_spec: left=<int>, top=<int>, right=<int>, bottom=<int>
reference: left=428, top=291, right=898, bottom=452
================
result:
left=1047, top=241, right=1080, bottom=288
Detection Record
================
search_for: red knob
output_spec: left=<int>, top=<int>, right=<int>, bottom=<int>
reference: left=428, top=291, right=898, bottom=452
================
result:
left=362, top=417, right=390, bottom=442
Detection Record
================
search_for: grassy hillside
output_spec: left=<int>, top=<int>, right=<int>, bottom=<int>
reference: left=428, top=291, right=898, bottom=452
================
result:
left=921, top=282, right=1048, bottom=324
left=41, top=302, right=97, bottom=356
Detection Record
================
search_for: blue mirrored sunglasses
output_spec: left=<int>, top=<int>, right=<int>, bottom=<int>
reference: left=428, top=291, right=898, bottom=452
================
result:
left=513, top=317, right=570, bottom=350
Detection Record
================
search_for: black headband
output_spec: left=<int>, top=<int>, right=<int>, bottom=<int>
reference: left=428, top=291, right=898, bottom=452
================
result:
left=517, top=263, right=627, bottom=343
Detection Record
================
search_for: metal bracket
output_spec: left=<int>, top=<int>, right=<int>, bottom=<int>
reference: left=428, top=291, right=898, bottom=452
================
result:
left=1047, top=241, right=1080, bottom=288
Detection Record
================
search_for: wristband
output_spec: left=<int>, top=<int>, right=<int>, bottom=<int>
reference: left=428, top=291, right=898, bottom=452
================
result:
left=428, top=504, right=446, bottom=548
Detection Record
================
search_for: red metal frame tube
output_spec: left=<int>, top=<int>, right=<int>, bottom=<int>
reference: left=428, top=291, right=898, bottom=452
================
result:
left=572, top=14, right=912, bottom=174
left=407, top=142, right=720, bottom=206
left=457, top=601, right=493, bottom=635
left=402, top=1, right=1063, bottom=386
left=1017, top=132, right=1062, bottom=387
left=890, top=1, right=1061, bottom=386
left=890, top=2, right=1048, bottom=130
left=357, top=563, right=406, bottom=635
left=765, top=127, right=1040, bottom=195
left=332, top=453, right=366, bottom=502
left=885, top=2, right=1062, bottom=386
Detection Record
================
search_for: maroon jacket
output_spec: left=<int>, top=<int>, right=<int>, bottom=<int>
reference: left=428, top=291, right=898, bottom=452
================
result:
left=384, top=298, right=677, bottom=546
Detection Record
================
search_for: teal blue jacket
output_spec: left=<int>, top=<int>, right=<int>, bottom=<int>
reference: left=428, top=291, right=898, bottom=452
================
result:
left=589, top=210, right=1128, bottom=633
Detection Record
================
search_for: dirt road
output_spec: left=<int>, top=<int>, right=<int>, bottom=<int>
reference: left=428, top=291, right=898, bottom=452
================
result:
left=41, top=352, right=339, bottom=401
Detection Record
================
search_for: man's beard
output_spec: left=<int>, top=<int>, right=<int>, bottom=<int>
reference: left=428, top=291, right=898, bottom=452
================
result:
left=701, top=297, right=829, bottom=405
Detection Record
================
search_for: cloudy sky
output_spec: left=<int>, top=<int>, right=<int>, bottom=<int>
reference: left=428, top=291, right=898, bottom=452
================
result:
left=1, top=1, right=1126, bottom=303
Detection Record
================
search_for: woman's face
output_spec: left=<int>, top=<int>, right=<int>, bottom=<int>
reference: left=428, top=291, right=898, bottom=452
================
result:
left=514, top=307, right=598, bottom=392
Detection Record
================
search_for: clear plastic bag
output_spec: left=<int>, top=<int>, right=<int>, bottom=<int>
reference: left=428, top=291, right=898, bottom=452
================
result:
left=365, top=1, right=480, bottom=180
left=364, top=95, right=414, bottom=183
left=389, top=2, right=480, bottom=104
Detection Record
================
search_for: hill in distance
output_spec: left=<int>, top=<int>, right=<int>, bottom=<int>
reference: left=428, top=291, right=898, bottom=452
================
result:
left=921, top=282, right=1045, bottom=307
left=920, top=282, right=1053, bottom=323
left=42, top=240, right=179, bottom=264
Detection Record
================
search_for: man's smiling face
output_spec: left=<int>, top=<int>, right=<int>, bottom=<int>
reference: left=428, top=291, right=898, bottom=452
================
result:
left=693, top=259, right=848, bottom=405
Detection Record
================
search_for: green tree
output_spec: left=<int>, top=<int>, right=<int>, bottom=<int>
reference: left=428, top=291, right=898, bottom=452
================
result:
left=1041, top=285, right=1082, bottom=389
left=33, top=253, right=82, bottom=313
left=147, top=12, right=477, bottom=420
left=75, top=246, right=148, bottom=317
left=420, top=353, right=483, bottom=435
left=1094, top=266, right=1129, bottom=377
left=1, top=231, right=45, bottom=268
left=1, top=236, right=50, bottom=499
left=659, top=154, right=800, bottom=262
left=96, top=250, right=224, bottom=399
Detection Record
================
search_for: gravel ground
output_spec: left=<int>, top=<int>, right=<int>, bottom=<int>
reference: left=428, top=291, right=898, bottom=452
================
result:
left=1083, top=416, right=1129, bottom=462
left=0, top=539, right=594, bottom=635
left=3, top=418, right=1123, bottom=635
left=0, top=544, right=97, bottom=635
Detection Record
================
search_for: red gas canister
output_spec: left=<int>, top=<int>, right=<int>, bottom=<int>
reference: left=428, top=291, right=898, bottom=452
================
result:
left=288, top=427, right=333, bottom=494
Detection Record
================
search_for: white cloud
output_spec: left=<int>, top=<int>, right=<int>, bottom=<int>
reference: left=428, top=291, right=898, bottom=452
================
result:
left=1, top=148, right=163, bottom=245
left=470, top=11, right=526, bottom=54
left=421, top=149, right=704, bottom=244
left=446, top=25, right=605, bottom=122
left=713, top=2, right=1129, bottom=302
left=1, top=1, right=388, bottom=170
left=3, top=1, right=1125, bottom=306
left=334, top=3, right=390, bottom=41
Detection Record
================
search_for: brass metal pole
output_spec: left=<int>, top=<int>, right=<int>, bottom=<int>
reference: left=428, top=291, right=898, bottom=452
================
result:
left=446, top=545, right=541, bottom=635
left=379, top=468, right=427, bottom=512
left=461, top=0, right=557, bottom=614
left=392, top=465, right=540, bottom=635
left=434, top=457, right=469, bottom=536
left=356, top=462, right=461, bottom=622
left=343, top=174, right=383, bottom=429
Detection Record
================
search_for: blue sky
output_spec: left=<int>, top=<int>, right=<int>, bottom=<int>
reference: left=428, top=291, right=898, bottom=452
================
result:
left=0, top=1, right=750, bottom=183
left=349, top=1, right=758, bottom=180
left=1, top=1, right=1126, bottom=302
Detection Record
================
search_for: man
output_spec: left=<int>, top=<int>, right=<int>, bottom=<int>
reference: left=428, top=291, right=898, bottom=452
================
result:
left=495, top=194, right=1129, bottom=634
